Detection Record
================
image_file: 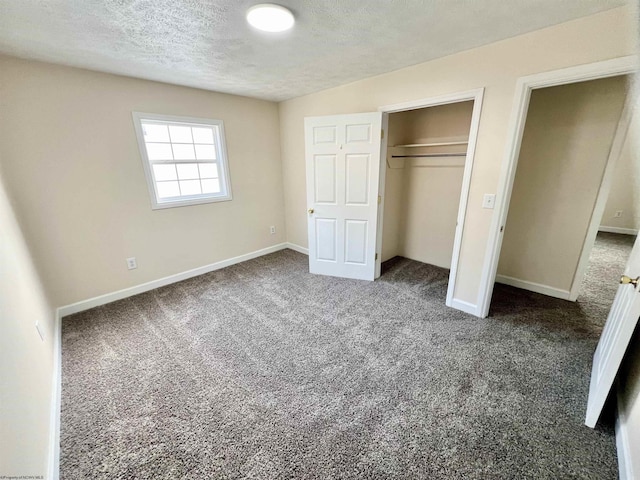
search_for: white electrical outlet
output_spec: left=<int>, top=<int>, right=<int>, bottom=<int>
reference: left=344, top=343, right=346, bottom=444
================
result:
left=270, top=226, right=276, bottom=235
left=614, top=210, right=623, bottom=218
left=126, top=257, right=137, bottom=270
left=482, top=194, right=496, bottom=209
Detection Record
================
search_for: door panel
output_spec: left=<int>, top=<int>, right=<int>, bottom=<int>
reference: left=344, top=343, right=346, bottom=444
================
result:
left=346, top=123, right=372, bottom=143
left=345, top=220, right=368, bottom=264
left=305, top=112, right=382, bottom=280
left=585, top=234, right=640, bottom=427
left=313, top=125, right=337, bottom=144
left=345, top=154, right=370, bottom=205
left=315, top=218, right=337, bottom=262
left=314, top=155, right=337, bottom=204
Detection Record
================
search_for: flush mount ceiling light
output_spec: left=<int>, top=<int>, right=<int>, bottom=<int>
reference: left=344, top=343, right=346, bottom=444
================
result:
left=246, top=4, right=294, bottom=32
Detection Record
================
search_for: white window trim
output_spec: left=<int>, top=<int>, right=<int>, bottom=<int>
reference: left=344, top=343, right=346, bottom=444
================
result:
left=132, top=112, right=233, bottom=210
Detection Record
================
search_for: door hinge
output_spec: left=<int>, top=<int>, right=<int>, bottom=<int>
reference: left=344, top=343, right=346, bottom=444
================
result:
left=375, top=253, right=379, bottom=260
left=378, top=195, right=382, bottom=205
left=381, top=130, right=384, bottom=139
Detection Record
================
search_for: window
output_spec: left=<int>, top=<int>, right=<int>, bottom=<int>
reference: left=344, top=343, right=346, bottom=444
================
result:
left=132, top=112, right=232, bottom=209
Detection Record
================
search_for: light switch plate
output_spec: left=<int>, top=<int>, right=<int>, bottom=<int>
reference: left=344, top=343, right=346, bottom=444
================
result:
left=482, top=194, right=496, bottom=209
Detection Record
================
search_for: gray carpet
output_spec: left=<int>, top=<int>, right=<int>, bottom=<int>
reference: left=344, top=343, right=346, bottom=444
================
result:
left=577, top=232, right=638, bottom=321
left=61, top=232, right=635, bottom=479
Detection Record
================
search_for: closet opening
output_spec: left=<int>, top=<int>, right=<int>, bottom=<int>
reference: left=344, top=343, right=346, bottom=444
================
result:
left=490, top=74, right=633, bottom=314
left=376, top=91, right=483, bottom=310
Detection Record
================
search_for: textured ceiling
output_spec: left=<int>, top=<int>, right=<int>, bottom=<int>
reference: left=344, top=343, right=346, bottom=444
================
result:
left=0, top=0, right=628, bottom=101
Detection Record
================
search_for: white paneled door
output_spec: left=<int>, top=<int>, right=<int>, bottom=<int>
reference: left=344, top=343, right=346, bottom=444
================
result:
left=304, top=112, right=382, bottom=281
left=585, top=233, right=640, bottom=427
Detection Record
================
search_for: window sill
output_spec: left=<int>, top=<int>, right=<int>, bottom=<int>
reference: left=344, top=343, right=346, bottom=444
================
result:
left=151, top=194, right=233, bottom=210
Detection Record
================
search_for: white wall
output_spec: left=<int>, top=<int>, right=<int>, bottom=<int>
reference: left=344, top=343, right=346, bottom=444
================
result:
left=497, top=76, right=628, bottom=293
left=279, top=5, right=637, bottom=308
left=0, top=56, right=286, bottom=308
left=0, top=167, right=56, bottom=477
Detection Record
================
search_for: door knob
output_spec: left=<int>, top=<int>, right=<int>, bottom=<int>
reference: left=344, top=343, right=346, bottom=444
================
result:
left=308, top=208, right=314, bottom=214
left=620, top=275, right=639, bottom=287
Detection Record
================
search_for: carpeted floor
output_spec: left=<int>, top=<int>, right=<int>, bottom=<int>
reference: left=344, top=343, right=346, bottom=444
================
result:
left=576, top=232, right=637, bottom=321
left=61, top=232, right=635, bottom=479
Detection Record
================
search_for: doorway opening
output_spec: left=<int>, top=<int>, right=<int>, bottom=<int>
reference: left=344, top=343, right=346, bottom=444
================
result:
left=376, top=90, right=484, bottom=311
left=491, top=74, right=633, bottom=315
left=479, top=56, right=636, bottom=318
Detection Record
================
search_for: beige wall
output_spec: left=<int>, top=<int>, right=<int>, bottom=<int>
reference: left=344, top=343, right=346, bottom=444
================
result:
left=391, top=102, right=473, bottom=146
left=400, top=167, right=464, bottom=268
left=600, top=109, right=640, bottom=232
left=498, top=76, right=628, bottom=292
left=381, top=110, right=404, bottom=261
left=0, top=56, right=286, bottom=307
left=278, top=5, right=637, bottom=306
left=0, top=168, right=56, bottom=477
left=383, top=102, right=473, bottom=268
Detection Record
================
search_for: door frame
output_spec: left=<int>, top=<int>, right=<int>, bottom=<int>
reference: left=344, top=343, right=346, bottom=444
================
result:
left=477, top=55, right=638, bottom=318
left=376, top=88, right=485, bottom=311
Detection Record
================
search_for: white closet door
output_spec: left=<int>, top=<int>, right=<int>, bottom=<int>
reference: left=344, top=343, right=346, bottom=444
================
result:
left=304, top=112, right=382, bottom=281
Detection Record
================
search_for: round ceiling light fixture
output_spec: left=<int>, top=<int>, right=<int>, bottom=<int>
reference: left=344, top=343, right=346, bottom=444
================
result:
left=246, top=4, right=294, bottom=32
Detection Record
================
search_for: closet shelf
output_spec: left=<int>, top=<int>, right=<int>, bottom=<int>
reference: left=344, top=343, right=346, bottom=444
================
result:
left=391, top=141, right=468, bottom=148
left=391, top=153, right=466, bottom=158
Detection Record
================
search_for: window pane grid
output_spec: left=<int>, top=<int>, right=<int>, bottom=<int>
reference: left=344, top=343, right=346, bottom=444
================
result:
left=155, top=181, right=221, bottom=198
left=153, top=161, right=221, bottom=198
left=136, top=114, right=231, bottom=208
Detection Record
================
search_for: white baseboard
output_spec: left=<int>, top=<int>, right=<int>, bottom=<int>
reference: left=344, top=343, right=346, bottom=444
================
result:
left=448, top=298, right=480, bottom=316
left=58, top=243, right=289, bottom=317
left=616, top=390, right=635, bottom=480
left=599, top=226, right=639, bottom=235
left=495, top=274, right=571, bottom=300
left=286, top=242, right=309, bottom=255
left=48, top=309, right=62, bottom=480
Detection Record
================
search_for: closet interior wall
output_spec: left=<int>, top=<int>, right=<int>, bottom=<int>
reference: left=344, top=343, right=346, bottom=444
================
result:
left=382, top=101, right=474, bottom=269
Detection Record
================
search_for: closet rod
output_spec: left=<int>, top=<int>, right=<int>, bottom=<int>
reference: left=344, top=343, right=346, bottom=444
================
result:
left=392, top=141, right=469, bottom=148
left=391, top=153, right=467, bottom=158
